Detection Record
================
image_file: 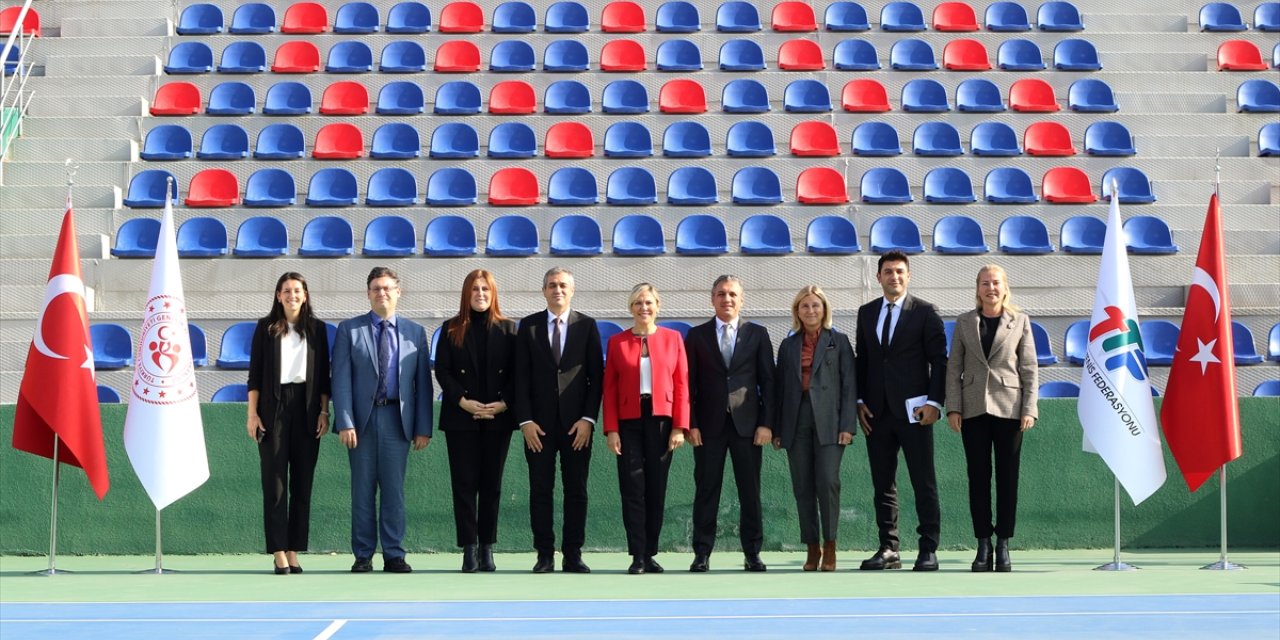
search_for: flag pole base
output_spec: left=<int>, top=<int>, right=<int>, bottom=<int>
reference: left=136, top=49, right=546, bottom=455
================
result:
left=1201, top=560, right=1246, bottom=571
left=28, top=568, right=73, bottom=577
left=133, top=568, right=179, bottom=575
left=1094, top=561, right=1138, bottom=571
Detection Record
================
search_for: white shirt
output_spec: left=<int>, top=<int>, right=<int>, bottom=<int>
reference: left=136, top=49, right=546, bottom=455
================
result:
left=278, top=325, right=306, bottom=384
left=639, top=349, right=652, bottom=396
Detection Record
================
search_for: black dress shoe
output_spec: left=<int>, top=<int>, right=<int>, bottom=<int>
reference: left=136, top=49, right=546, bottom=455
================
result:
left=351, top=557, right=373, bottom=573
left=643, top=556, right=664, bottom=573
left=689, top=554, right=710, bottom=573
left=383, top=557, right=413, bottom=573
left=562, top=554, right=591, bottom=574
left=628, top=556, right=646, bottom=575
left=913, top=550, right=939, bottom=572
left=859, top=547, right=902, bottom=571
left=995, top=538, right=1012, bottom=572
left=478, top=544, right=496, bottom=572
left=461, top=545, right=478, bottom=573
left=274, top=564, right=289, bottom=575
left=972, top=538, right=993, bottom=573
left=289, top=564, right=303, bottom=574
left=743, top=553, right=767, bottom=572
left=532, top=554, right=555, bottom=574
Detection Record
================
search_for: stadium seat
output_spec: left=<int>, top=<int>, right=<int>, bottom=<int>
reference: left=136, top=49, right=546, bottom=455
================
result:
left=373, top=82, right=423, bottom=115
left=211, top=384, right=249, bottom=403
left=1084, top=121, right=1135, bottom=156
left=985, top=1, right=1030, bottom=30
left=271, top=40, right=320, bottom=72
left=723, top=79, right=770, bottom=112
left=1258, top=2, right=1280, bottom=30
left=197, top=124, right=249, bottom=160
left=954, top=79, right=1005, bottom=114
left=719, top=39, right=766, bottom=70
left=254, top=123, right=305, bottom=159
left=165, top=42, right=213, bottom=74
left=282, top=2, right=328, bottom=33
left=547, top=167, right=599, bottom=205
left=243, top=168, right=297, bottom=206
left=379, top=41, right=426, bottom=72
left=491, top=40, right=535, bottom=72
left=1009, top=78, right=1060, bottom=111
left=1036, top=1, right=1084, bottom=31
left=861, top=167, right=913, bottom=203
left=658, top=321, right=693, bottom=338
left=602, top=80, right=649, bottom=113
left=435, top=40, right=480, bottom=72
left=934, top=2, right=979, bottom=30
left=1140, top=321, right=1179, bottom=365
left=545, top=122, right=594, bottom=158
left=790, top=121, right=841, bottom=156
left=111, top=218, right=161, bottom=257
left=890, top=39, right=937, bottom=69
left=602, top=1, right=645, bottom=32
left=216, top=322, right=257, bottom=369
left=298, top=215, right=354, bottom=256
left=784, top=79, right=832, bottom=112
left=778, top=39, right=825, bottom=69
left=545, top=1, right=589, bottom=32
left=656, top=1, right=700, bottom=32
left=550, top=215, right=603, bottom=256
left=869, top=216, right=925, bottom=254
left=365, top=168, right=419, bottom=207
left=852, top=121, right=903, bottom=156
left=1038, top=381, right=1079, bottom=398
left=141, top=125, right=193, bottom=160
left=997, top=38, right=1044, bottom=70
left=363, top=215, right=417, bottom=255
left=667, top=167, right=718, bottom=205
left=717, top=1, right=761, bottom=31
left=773, top=1, right=818, bottom=31
left=806, top=216, right=860, bottom=254
left=1054, top=38, right=1102, bottom=70
left=313, top=122, right=364, bottom=158
left=597, top=322, right=626, bottom=354
left=387, top=1, right=431, bottom=32
left=1200, top=2, right=1248, bottom=31
left=731, top=167, right=783, bottom=204
left=97, top=385, right=122, bottom=403
left=489, top=167, right=540, bottom=205
left=489, top=80, right=535, bottom=114
left=607, top=168, right=658, bottom=205
left=1025, top=121, right=1076, bottom=156
left=4, top=45, right=20, bottom=77
left=660, top=79, right=707, bottom=112
left=1260, top=122, right=1280, bottom=155
left=1024, top=321, right=1057, bottom=365
left=1060, top=215, right=1105, bottom=253
left=231, top=3, right=276, bottom=33
left=612, top=215, right=666, bottom=255
left=1269, top=322, right=1280, bottom=361
left=334, top=1, right=379, bottom=33
left=486, top=216, right=539, bottom=256
left=1237, top=79, right=1280, bottom=111
left=1042, top=167, right=1096, bottom=203
left=663, top=121, right=711, bottom=157
left=825, top=2, right=870, bottom=30
left=151, top=82, right=201, bottom=116
left=796, top=167, right=849, bottom=203
left=944, top=39, right=991, bottom=69
left=123, top=170, right=178, bottom=208
left=923, top=167, right=976, bottom=203
left=902, top=78, right=950, bottom=111
left=427, top=123, right=475, bottom=159
left=1068, top=78, right=1118, bottom=112
left=1232, top=321, right=1264, bottom=365
left=972, top=122, right=1023, bottom=158
left=218, top=41, right=267, bottom=74
left=601, top=39, right=647, bottom=71
left=1102, top=167, right=1157, bottom=203
left=604, top=122, right=653, bottom=158
left=439, top=1, right=484, bottom=32
left=1217, top=40, right=1269, bottom=70
left=492, top=1, right=536, bottom=32
left=913, top=121, right=963, bottom=156
left=544, top=40, right=589, bottom=71
left=177, top=3, right=223, bottom=34
left=545, top=80, right=592, bottom=114
left=657, top=39, right=702, bottom=71
left=740, top=215, right=792, bottom=254
left=206, top=81, right=255, bottom=115
left=984, top=167, right=1038, bottom=202
left=263, top=81, right=312, bottom=115
left=1254, top=381, right=1280, bottom=396
left=932, top=215, right=989, bottom=254
left=1123, top=216, right=1178, bottom=254
left=833, top=38, right=881, bottom=70
left=1063, top=319, right=1089, bottom=364
left=726, top=121, right=776, bottom=156
left=305, top=168, right=359, bottom=206
left=675, top=215, right=729, bottom=255
left=233, top=216, right=289, bottom=255
left=998, top=215, right=1054, bottom=253
left=435, top=81, right=482, bottom=114
left=424, top=215, right=477, bottom=256
left=326, top=40, right=373, bottom=73
left=90, top=324, right=133, bottom=369
left=881, top=1, right=927, bottom=30
left=488, top=122, right=537, bottom=158
left=842, top=79, right=891, bottom=111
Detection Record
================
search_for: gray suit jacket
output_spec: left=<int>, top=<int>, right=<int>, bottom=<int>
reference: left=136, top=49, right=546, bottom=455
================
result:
left=775, top=328, right=857, bottom=449
left=331, top=313, right=433, bottom=440
left=944, top=309, right=1039, bottom=421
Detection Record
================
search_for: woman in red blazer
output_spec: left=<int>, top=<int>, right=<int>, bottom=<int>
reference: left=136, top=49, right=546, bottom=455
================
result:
left=603, top=283, right=689, bottom=574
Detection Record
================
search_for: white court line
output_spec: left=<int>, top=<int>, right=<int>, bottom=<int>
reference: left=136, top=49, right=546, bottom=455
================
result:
left=312, top=619, right=346, bottom=640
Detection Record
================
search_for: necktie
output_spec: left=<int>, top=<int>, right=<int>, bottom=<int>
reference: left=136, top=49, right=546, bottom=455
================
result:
left=880, top=302, right=894, bottom=348
left=551, top=317, right=562, bottom=366
left=720, top=323, right=734, bottom=368
left=377, top=319, right=393, bottom=401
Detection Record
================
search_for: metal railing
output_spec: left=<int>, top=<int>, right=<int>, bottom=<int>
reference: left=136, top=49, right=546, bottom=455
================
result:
left=1, top=0, right=37, bottom=184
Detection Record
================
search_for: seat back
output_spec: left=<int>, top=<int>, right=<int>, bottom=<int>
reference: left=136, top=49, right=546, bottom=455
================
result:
left=998, top=215, right=1054, bottom=254
left=177, top=3, right=224, bottom=34
left=488, top=80, right=535, bottom=114
left=98, top=385, right=123, bottom=403
left=666, top=166, right=718, bottom=205
left=545, top=1, right=589, bottom=32
left=1029, top=321, right=1057, bottom=365
left=852, top=121, right=902, bottom=156
left=784, top=79, right=832, bottom=112
left=111, top=218, right=161, bottom=257
left=825, top=2, right=870, bottom=30
left=212, top=384, right=249, bottom=403
left=123, top=169, right=178, bottom=208
left=612, top=215, right=666, bottom=255
left=90, top=324, right=133, bottom=369
left=881, top=1, right=926, bottom=30
left=932, top=215, right=988, bottom=254
left=601, top=39, right=647, bottom=72
left=486, top=216, right=540, bottom=256
left=207, top=81, right=256, bottom=115
left=716, top=1, right=760, bottom=31
left=796, top=167, right=848, bottom=203
left=726, top=121, right=776, bottom=157
left=197, top=124, right=249, bottom=160
left=387, top=1, right=431, bottom=33
left=1010, top=78, right=1059, bottom=112
left=806, top=216, right=860, bottom=254
left=365, top=168, right=419, bottom=207
left=493, top=1, right=536, bottom=32
left=923, top=167, right=975, bottom=203
left=151, top=82, right=202, bottom=116
left=488, top=167, right=541, bottom=205
left=656, top=39, right=702, bottom=71
left=1068, top=78, right=1118, bottom=112
left=1039, top=382, right=1080, bottom=398
left=543, top=40, right=589, bottom=71
left=544, top=80, right=591, bottom=113
left=547, top=167, right=600, bottom=205
left=1083, top=121, right=1135, bottom=156
left=243, top=168, right=297, bottom=207
left=944, top=38, right=991, bottom=70
left=165, top=41, right=213, bottom=74
left=731, top=167, right=782, bottom=204
left=487, top=122, right=536, bottom=159
left=970, top=121, right=1021, bottom=156
left=607, top=168, right=658, bottom=205
left=545, top=122, right=595, bottom=158
left=1102, top=167, right=1157, bottom=203
left=254, top=123, right=305, bottom=159
left=298, top=215, right=354, bottom=256
left=912, top=121, right=963, bottom=156
left=375, top=81, right=424, bottom=115
left=1036, top=1, right=1084, bottom=31
left=491, top=40, right=536, bottom=72
left=655, top=1, right=699, bottom=32
left=1140, top=320, right=1179, bottom=364
left=313, top=122, right=365, bottom=159
left=1260, top=122, right=1280, bottom=156
left=1041, top=167, right=1096, bottom=203
left=380, top=40, right=426, bottom=72
left=604, top=122, right=653, bottom=158
left=305, top=168, right=360, bottom=206
left=719, top=39, right=765, bottom=70
left=833, top=38, right=880, bottom=70
left=231, top=3, right=277, bottom=33
left=434, top=40, right=481, bottom=72
left=264, top=81, right=312, bottom=115
left=326, top=40, right=374, bottom=73
left=868, top=216, right=924, bottom=253
left=997, top=38, right=1044, bottom=70
left=790, top=121, right=841, bottom=156
left=1122, top=216, right=1178, bottom=254
left=427, top=122, right=474, bottom=159
left=363, top=215, right=417, bottom=254
left=335, top=1, right=379, bottom=33
left=424, top=216, right=477, bottom=256
left=233, top=216, right=289, bottom=255
left=777, top=39, right=825, bottom=70
left=663, top=121, right=711, bottom=157
left=740, top=215, right=793, bottom=255
left=860, top=167, right=913, bottom=203
left=426, top=168, right=478, bottom=206
left=1257, top=3, right=1280, bottom=31
left=933, top=2, right=979, bottom=31
left=186, top=168, right=241, bottom=207
left=282, top=2, right=329, bottom=33
left=1237, top=80, right=1280, bottom=112
left=602, top=80, right=648, bottom=113
left=902, top=78, right=949, bottom=112
left=141, top=125, right=193, bottom=160
left=218, top=41, right=267, bottom=73
left=985, top=1, right=1030, bottom=30
left=772, top=1, right=817, bottom=31
left=984, top=167, right=1038, bottom=202
left=1025, top=121, right=1076, bottom=156
left=890, top=38, right=937, bottom=70
left=439, top=1, right=484, bottom=32
left=271, top=40, right=320, bottom=72
left=1231, top=321, right=1263, bottom=364
left=841, top=78, right=890, bottom=111
left=659, top=79, right=707, bottom=113
left=550, top=215, right=603, bottom=255
left=722, top=79, right=769, bottom=112
left=602, top=1, right=646, bottom=32
left=435, top=81, right=482, bottom=114
left=1217, top=39, right=1268, bottom=70
left=1199, top=2, right=1246, bottom=30
left=216, top=322, right=257, bottom=368
left=1060, top=215, right=1105, bottom=253
left=675, top=215, right=728, bottom=255
left=1054, top=38, right=1102, bottom=70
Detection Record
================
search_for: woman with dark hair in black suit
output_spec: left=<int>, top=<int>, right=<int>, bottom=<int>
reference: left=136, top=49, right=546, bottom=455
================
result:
left=247, top=272, right=331, bottom=575
left=435, top=269, right=519, bottom=573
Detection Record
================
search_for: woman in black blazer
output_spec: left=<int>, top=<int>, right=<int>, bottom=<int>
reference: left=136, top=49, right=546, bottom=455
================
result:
left=435, top=269, right=518, bottom=573
left=246, top=272, right=331, bottom=575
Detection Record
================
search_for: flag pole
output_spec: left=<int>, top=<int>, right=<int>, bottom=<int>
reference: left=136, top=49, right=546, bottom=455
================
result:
left=1095, top=476, right=1137, bottom=571
left=136, top=508, right=170, bottom=574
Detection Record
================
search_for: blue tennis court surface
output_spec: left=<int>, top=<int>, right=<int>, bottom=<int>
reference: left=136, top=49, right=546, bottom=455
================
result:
left=3, top=594, right=1278, bottom=639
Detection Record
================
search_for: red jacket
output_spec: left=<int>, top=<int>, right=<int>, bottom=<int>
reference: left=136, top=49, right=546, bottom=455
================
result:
left=603, top=327, right=690, bottom=432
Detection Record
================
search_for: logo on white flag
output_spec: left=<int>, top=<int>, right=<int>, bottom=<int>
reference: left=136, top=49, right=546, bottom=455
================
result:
left=133, top=294, right=197, bottom=405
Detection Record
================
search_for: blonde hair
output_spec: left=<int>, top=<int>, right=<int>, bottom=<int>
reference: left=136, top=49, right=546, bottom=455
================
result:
left=974, top=264, right=1020, bottom=314
left=790, top=285, right=833, bottom=332
left=628, top=282, right=662, bottom=309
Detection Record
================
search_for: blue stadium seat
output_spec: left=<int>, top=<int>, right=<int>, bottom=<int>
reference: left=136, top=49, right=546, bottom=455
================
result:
left=426, top=168, right=477, bottom=206
left=545, top=80, right=591, bottom=114
left=325, top=41, right=373, bottom=72
left=933, top=215, right=990, bottom=254
left=362, top=215, right=416, bottom=255
left=368, top=123, right=421, bottom=159
left=97, top=385, right=122, bottom=403
left=1068, top=78, right=1118, bottom=112
left=380, top=41, right=426, bottom=72
left=832, top=38, right=881, bottom=70
left=1053, top=38, right=1102, bottom=70
left=740, top=215, right=792, bottom=255
left=806, top=216, right=860, bottom=254
left=1258, top=3, right=1280, bottom=31
left=1039, top=381, right=1079, bottom=398
left=491, top=40, right=536, bottom=72
left=1269, top=322, right=1280, bottom=361
left=861, top=167, right=913, bottom=203
left=1140, top=320, right=1179, bottom=366
left=825, top=2, right=870, bottom=30
left=493, top=1, right=536, bottom=32
left=1083, top=121, right=1135, bottom=156
left=1274, top=41, right=1280, bottom=67
left=675, top=215, right=729, bottom=255
left=544, top=40, right=589, bottom=71
left=232, top=216, right=288, bottom=256
left=366, top=168, right=418, bottom=207
left=1199, top=3, right=1246, bottom=31
left=722, top=78, right=770, bottom=112
left=667, top=167, right=718, bottom=205
left=1102, top=167, right=1157, bottom=203
left=881, top=1, right=926, bottom=31
left=985, top=1, right=1031, bottom=30
left=656, top=1, right=700, bottom=32
left=923, top=167, right=976, bottom=203
left=611, top=215, right=666, bottom=255
left=165, top=41, right=213, bottom=74
left=211, top=383, right=249, bottom=403
left=335, top=1, right=379, bottom=33
left=716, top=1, right=761, bottom=31
left=545, top=1, right=589, bottom=32
left=253, top=123, right=305, bottom=160
left=869, top=216, right=924, bottom=254
left=110, top=218, right=160, bottom=258
left=597, top=321, right=626, bottom=355
left=1238, top=79, right=1280, bottom=112
left=956, top=78, right=1006, bottom=112
left=123, top=170, right=177, bottom=208
left=971, top=121, right=1022, bottom=156
left=426, top=122, right=476, bottom=159
left=984, top=167, right=1038, bottom=202
left=890, top=39, right=937, bottom=70
left=607, top=167, right=657, bottom=205
left=657, top=39, right=703, bottom=71
left=1063, top=319, right=1088, bottom=364
left=1260, top=122, right=1280, bottom=156
left=298, top=215, right=354, bottom=256
left=1060, top=215, right=1105, bottom=253
left=215, top=322, right=255, bottom=369
left=784, top=79, right=832, bottom=112
left=206, top=81, right=255, bottom=115
left=602, top=80, right=649, bottom=113
left=550, top=215, right=603, bottom=256
left=305, top=168, right=359, bottom=207
left=176, top=215, right=229, bottom=254
left=140, top=125, right=192, bottom=160
left=726, top=121, right=776, bottom=156
left=998, top=215, right=1054, bottom=253
left=187, top=323, right=213, bottom=366
left=488, top=122, right=537, bottom=158
left=604, top=122, right=653, bottom=158
left=217, top=41, right=266, bottom=73
left=902, top=78, right=949, bottom=111
left=996, top=38, right=1044, bottom=70
left=663, top=121, right=711, bottom=157
left=486, top=216, right=539, bottom=256
left=1037, top=1, right=1084, bottom=31
left=387, top=1, right=431, bottom=33
left=434, top=81, right=482, bottom=115
left=178, top=3, right=224, bottom=34
left=1232, top=321, right=1264, bottom=365
left=913, top=122, right=963, bottom=156
left=731, top=167, right=782, bottom=204
left=230, top=3, right=276, bottom=33
left=243, top=168, right=296, bottom=207
left=852, top=121, right=903, bottom=156
left=89, top=324, right=133, bottom=369
left=719, top=39, right=766, bottom=70
left=423, top=215, right=477, bottom=256
left=263, top=81, right=312, bottom=115
left=547, top=167, right=599, bottom=205
left=658, top=320, right=693, bottom=338
left=197, top=123, right=248, bottom=160
left=1028, top=321, right=1057, bottom=365
left=1254, top=381, right=1280, bottom=396
left=1123, top=216, right=1178, bottom=254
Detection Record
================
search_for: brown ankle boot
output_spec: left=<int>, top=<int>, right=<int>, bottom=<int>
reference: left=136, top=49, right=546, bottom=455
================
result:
left=803, top=543, right=821, bottom=571
left=820, top=540, right=837, bottom=571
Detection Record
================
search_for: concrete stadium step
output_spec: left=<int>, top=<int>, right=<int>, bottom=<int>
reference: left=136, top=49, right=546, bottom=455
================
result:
left=0, top=208, right=117, bottom=236
left=23, top=0, right=171, bottom=26
left=1, top=185, right=121, bottom=210
left=60, top=17, right=171, bottom=38
left=21, top=76, right=153, bottom=98
left=26, top=95, right=144, bottom=117
left=0, top=234, right=111, bottom=260
left=44, top=55, right=161, bottom=77
left=5, top=162, right=129, bottom=187
left=8, top=138, right=135, bottom=162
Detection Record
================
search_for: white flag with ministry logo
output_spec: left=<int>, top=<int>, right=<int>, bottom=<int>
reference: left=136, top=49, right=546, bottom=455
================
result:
left=123, top=197, right=209, bottom=509
left=1077, top=191, right=1166, bottom=505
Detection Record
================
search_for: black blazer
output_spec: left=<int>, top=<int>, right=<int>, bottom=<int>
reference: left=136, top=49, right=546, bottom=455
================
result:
left=685, top=318, right=776, bottom=438
left=246, top=316, right=331, bottom=429
left=854, top=294, right=949, bottom=420
left=434, top=318, right=519, bottom=431
left=511, top=309, right=604, bottom=432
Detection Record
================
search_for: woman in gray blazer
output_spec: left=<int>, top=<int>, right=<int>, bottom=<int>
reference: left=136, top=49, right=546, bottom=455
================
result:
left=945, top=265, right=1038, bottom=573
left=773, top=286, right=856, bottom=572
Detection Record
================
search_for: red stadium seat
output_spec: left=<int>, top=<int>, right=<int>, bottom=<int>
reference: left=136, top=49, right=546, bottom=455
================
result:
left=319, top=81, right=369, bottom=114
left=489, top=81, right=536, bottom=114
left=1009, top=78, right=1060, bottom=112
left=281, top=2, right=328, bottom=33
left=545, top=122, right=595, bottom=158
left=1042, top=167, right=1097, bottom=203
left=841, top=79, right=891, bottom=112
left=435, top=40, right=481, bottom=72
left=440, top=1, right=484, bottom=32
left=1024, top=121, right=1076, bottom=156
left=271, top=41, right=321, bottom=73
left=151, top=82, right=202, bottom=116
left=600, top=40, right=647, bottom=71
left=796, top=167, right=849, bottom=204
left=489, top=167, right=540, bottom=205
left=772, top=1, right=818, bottom=31
left=943, top=39, right=991, bottom=70
left=933, top=2, right=979, bottom=31
left=1217, top=40, right=1269, bottom=71
left=602, top=1, right=646, bottom=32
left=0, top=6, right=40, bottom=37
left=659, top=79, right=707, bottom=113
left=313, top=123, right=365, bottom=158
left=778, top=39, right=825, bottom=70
left=789, top=121, right=841, bottom=156
left=185, top=169, right=240, bottom=207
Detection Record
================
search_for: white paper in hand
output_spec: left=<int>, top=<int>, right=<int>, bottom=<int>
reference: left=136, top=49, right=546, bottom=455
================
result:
left=905, top=395, right=929, bottom=424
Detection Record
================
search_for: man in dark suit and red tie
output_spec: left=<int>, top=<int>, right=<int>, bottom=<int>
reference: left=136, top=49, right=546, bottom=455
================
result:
left=855, top=251, right=949, bottom=572
left=686, top=276, right=775, bottom=573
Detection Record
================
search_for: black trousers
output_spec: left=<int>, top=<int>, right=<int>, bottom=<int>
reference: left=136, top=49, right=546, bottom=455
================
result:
left=258, top=383, right=321, bottom=553
left=692, top=414, right=763, bottom=555
left=445, top=428, right=514, bottom=547
left=865, top=412, right=941, bottom=552
left=616, top=400, right=673, bottom=558
left=525, top=420, right=592, bottom=556
left=961, top=413, right=1024, bottom=539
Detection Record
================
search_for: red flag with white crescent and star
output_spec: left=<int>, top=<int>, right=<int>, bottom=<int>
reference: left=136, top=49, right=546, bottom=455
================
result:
left=12, top=202, right=110, bottom=500
left=1159, top=193, right=1243, bottom=492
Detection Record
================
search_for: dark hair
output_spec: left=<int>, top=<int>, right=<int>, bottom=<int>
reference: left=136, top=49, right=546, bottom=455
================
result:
left=366, top=266, right=400, bottom=288
left=877, top=251, right=911, bottom=273
left=447, top=269, right=506, bottom=347
left=266, top=272, right=317, bottom=339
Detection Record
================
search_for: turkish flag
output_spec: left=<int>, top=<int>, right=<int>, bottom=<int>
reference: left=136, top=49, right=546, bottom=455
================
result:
left=11, top=205, right=110, bottom=500
left=1159, top=194, right=1242, bottom=492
